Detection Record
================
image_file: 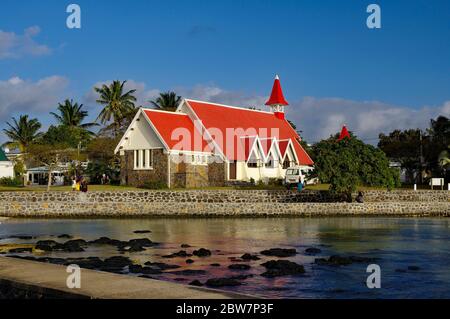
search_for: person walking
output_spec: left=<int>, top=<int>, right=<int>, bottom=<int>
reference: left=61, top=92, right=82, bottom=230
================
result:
left=71, top=177, right=77, bottom=191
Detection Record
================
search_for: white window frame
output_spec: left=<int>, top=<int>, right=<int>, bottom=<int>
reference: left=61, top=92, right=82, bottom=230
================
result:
left=134, top=149, right=153, bottom=170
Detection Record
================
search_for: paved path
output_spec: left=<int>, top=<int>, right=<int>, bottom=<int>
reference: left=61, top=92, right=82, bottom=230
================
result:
left=0, top=256, right=256, bottom=299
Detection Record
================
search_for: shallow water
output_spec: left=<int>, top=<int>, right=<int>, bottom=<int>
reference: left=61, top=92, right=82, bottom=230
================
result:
left=1, top=217, right=449, bottom=298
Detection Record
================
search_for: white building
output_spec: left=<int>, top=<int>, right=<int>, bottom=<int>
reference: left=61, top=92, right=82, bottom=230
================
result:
left=0, top=148, right=14, bottom=179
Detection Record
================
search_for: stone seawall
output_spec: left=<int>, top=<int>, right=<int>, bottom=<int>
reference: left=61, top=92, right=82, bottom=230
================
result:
left=0, top=190, right=448, bottom=217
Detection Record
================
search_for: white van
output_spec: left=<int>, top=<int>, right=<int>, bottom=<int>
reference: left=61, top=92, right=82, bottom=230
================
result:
left=284, top=166, right=316, bottom=188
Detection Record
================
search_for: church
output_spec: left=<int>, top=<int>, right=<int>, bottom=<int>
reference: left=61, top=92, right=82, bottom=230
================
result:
left=115, top=76, right=314, bottom=188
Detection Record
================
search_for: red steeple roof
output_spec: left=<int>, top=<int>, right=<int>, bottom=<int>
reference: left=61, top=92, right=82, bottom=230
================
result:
left=265, top=75, right=289, bottom=106
left=337, top=125, right=351, bottom=141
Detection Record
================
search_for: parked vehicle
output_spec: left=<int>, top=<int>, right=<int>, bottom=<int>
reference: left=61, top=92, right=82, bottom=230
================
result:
left=284, top=166, right=317, bottom=189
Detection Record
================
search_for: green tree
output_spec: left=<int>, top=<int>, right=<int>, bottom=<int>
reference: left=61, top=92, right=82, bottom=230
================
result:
left=39, top=125, right=92, bottom=149
left=149, top=91, right=181, bottom=112
left=312, top=133, right=399, bottom=200
left=50, top=99, right=98, bottom=132
left=378, top=129, right=422, bottom=183
left=95, top=80, right=137, bottom=136
left=2, top=115, right=42, bottom=151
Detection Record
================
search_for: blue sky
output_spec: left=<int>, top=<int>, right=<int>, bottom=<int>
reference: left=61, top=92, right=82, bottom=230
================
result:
left=0, top=0, right=449, bottom=143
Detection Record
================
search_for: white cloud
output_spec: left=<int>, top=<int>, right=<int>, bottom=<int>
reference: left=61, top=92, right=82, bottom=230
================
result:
left=0, top=75, right=69, bottom=130
left=0, top=26, right=51, bottom=59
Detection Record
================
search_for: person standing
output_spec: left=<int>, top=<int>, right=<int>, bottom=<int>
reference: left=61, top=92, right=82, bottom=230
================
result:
left=71, top=177, right=77, bottom=191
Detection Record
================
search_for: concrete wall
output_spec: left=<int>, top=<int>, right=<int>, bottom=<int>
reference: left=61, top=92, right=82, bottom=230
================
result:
left=0, top=190, right=448, bottom=217
left=0, top=161, right=14, bottom=178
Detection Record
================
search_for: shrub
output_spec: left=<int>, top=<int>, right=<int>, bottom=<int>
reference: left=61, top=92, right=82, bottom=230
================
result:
left=139, top=181, right=167, bottom=189
left=0, top=177, right=23, bottom=187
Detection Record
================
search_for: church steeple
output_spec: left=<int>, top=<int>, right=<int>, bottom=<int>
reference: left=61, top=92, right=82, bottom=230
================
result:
left=265, top=75, right=288, bottom=119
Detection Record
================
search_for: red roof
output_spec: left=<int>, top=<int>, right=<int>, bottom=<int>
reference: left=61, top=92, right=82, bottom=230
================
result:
left=265, top=75, right=288, bottom=106
left=278, top=140, right=290, bottom=158
left=238, top=136, right=257, bottom=161
left=337, top=125, right=351, bottom=141
left=186, top=100, right=313, bottom=165
left=143, top=109, right=211, bottom=152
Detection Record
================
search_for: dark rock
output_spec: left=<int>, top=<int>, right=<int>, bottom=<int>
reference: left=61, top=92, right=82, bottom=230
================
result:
left=103, top=256, right=133, bottom=268
left=127, top=238, right=155, bottom=247
left=118, top=243, right=146, bottom=253
left=57, top=234, right=73, bottom=239
left=228, top=264, right=251, bottom=270
left=174, top=278, right=186, bottom=281
left=133, top=230, right=151, bottom=234
left=186, top=259, right=195, bottom=264
left=193, top=248, right=211, bottom=257
left=162, top=250, right=193, bottom=258
left=181, top=244, right=191, bottom=248
left=141, top=267, right=163, bottom=275
left=260, top=248, right=297, bottom=257
left=314, top=255, right=378, bottom=266
left=305, top=247, right=322, bottom=254
left=228, top=274, right=253, bottom=280
left=189, top=280, right=203, bottom=287
left=35, top=240, right=63, bottom=252
left=408, top=266, right=421, bottom=271
left=8, top=247, right=32, bottom=253
left=205, top=278, right=241, bottom=287
left=260, top=260, right=305, bottom=277
left=9, top=235, right=33, bottom=240
left=210, top=263, right=221, bottom=267
left=144, top=262, right=180, bottom=270
left=61, top=239, right=86, bottom=252
left=228, top=257, right=244, bottom=262
left=241, top=253, right=260, bottom=260
left=168, top=269, right=207, bottom=276
left=89, top=237, right=123, bottom=246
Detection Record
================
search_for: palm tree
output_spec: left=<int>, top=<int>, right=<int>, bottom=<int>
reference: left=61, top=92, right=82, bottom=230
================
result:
left=2, top=115, right=43, bottom=151
left=150, top=91, right=181, bottom=112
left=94, top=80, right=137, bottom=136
left=438, top=146, right=450, bottom=170
left=51, top=99, right=98, bottom=131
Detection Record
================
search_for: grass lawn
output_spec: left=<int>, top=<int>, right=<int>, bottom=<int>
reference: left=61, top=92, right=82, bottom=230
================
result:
left=0, top=185, right=142, bottom=192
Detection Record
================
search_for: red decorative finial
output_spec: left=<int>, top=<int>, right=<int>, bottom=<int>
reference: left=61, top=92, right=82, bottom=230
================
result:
left=337, top=125, right=351, bottom=141
left=265, top=75, right=289, bottom=106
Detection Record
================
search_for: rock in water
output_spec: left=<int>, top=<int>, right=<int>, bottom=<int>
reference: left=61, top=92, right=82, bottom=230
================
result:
left=260, top=260, right=305, bottom=277
left=315, top=255, right=378, bottom=266
left=205, top=278, right=242, bottom=287
left=260, top=248, right=297, bottom=257
left=193, top=248, right=211, bottom=257
left=228, top=264, right=251, bottom=270
left=304, top=247, right=322, bottom=254
left=57, top=234, right=73, bottom=239
left=133, top=230, right=151, bottom=234
left=162, top=250, right=193, bottom=258
left=241, top=253, right=260, bottom=260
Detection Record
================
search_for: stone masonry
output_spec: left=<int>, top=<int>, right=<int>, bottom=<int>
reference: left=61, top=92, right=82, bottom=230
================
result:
left=0, top=190, right=448, bottom=217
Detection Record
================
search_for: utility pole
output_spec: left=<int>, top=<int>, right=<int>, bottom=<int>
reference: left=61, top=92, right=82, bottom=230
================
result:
left=419, top=130, right=424, bottom=184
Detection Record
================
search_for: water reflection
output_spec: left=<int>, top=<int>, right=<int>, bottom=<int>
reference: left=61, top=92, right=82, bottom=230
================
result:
left=1, top=217, right=449, bottom=298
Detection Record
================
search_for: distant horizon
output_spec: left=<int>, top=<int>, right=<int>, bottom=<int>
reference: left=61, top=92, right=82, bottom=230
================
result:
left=1, top=0, right=449, bottom=144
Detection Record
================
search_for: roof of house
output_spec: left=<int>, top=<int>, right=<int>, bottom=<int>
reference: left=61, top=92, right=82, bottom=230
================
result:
left=185, top=99, right=313, bottom=165
left=143, top=109, right=212, bottom=153
left=0, top=148, right=9, bottom=161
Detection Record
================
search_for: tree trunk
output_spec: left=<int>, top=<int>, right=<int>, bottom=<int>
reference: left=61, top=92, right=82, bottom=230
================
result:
left=47, top=169, right=52, bottom=192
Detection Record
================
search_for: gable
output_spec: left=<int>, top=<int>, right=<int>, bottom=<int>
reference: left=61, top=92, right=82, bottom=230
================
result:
left=120, top=112, right=165, bottom=151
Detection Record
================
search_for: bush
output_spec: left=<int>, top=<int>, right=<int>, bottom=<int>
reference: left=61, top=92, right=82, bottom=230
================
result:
left=0, top=177, right=23, bottom=187
left=139, top=181, right=167, bottom=189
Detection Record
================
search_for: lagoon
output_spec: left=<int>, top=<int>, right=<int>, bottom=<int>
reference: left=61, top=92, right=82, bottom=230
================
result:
left=1, top=217, right=449, bottom=298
